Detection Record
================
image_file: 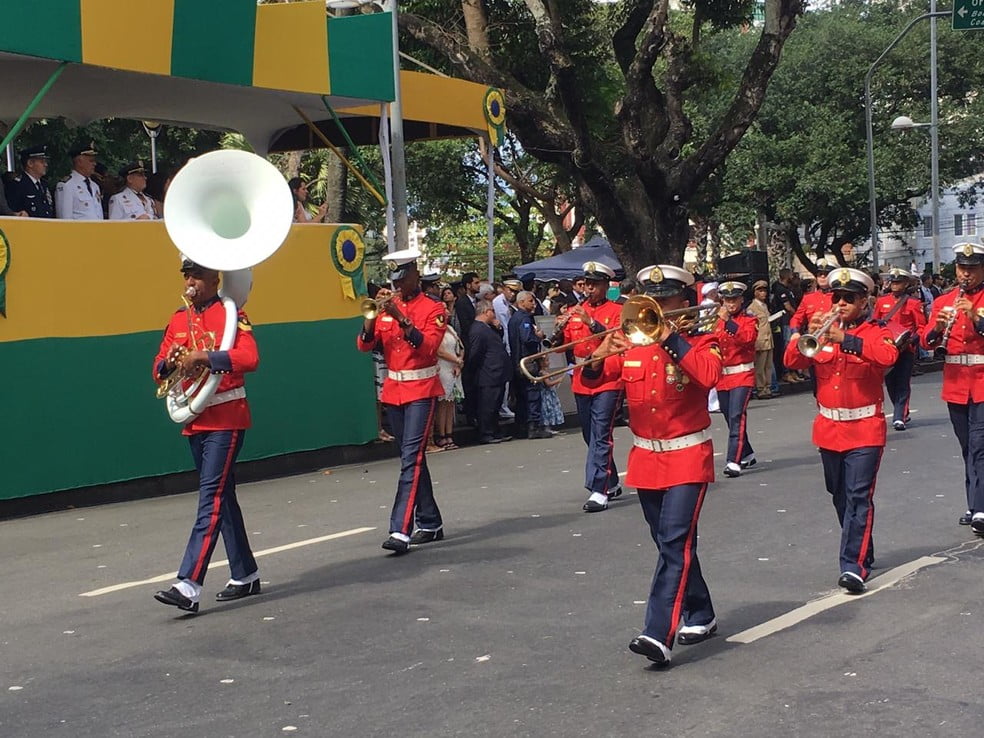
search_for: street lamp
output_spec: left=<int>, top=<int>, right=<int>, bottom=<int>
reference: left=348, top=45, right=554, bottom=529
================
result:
left=326, top=0, right=407, bottom=253
left=892, top=115, right=940, bottom=274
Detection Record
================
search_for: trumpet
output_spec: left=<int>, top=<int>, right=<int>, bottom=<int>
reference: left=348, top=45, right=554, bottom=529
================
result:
left=519, top=295, right=714, bottom=383
left=797, top=309, right=841, bottom=358
left=359, top=292, right=393, bottom=320
left=938, top=280, right=968, bottom=353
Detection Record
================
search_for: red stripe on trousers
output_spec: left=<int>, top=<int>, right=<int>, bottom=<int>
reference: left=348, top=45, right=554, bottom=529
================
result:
left=603, top=392, right=623, bottom=492
left=401, top=399, right=436, bottom=533
left=665, top=483, right=708, bottom=645
left=733, top=389, right=752, bottom=462
left=191, top=429, right=239, bottom=582
left=855, top=448, right=883, bottom=579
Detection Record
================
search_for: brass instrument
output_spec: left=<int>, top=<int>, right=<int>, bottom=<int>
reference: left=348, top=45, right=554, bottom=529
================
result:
left=519, top=295, right=714, bottom=383
left=938, top=281, right=968, bottom=353
left=797, top=310, right=841, bottom=358
left=359, top=294, right=393, bottom=320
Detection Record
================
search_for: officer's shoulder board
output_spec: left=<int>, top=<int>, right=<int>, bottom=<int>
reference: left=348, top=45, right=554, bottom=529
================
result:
left=237, top=313, right=253, bottom=332
left=425, top=293, right=442, bottom=302
left=12, top=175, right=21, bottom=183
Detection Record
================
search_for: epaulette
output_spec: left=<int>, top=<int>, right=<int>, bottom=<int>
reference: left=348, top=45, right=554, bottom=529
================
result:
left=425, top=293, right=442, bottom=302
left=12, top=175, right=21, bottom=183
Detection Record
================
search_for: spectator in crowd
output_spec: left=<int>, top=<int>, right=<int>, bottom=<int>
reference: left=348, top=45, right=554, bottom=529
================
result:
left=509, top=290, right=551, bottom=439
left=542, top=281, right=561, bottom=313
left=55, top=141, right=103, bottom=220
left=432, top=301, right=464, bottom=451
left=455, top=272, right=481, bottom=345
left=442, top=285, right=460, bottom=332
left=538, top=356, right=565, bottom=434
left=616, top=277, right=640, bottom=303
left=421, top=273, right=442, bottom=300
left=7, top=144, right=50, bottom=217
left=466, top=299, right=511, bottom=444
left=922, top=272, right=941, bottom=300
left=572, top=276, right=587, bottom=303
left=288, top=176, right=328, bottom=223
left=521, top=272, right=545, bottom=315
left=495, top=278, right=523, bottom=420
left=108, top=162, right=157, bottom=220
left=747, top=280, right=775, bottom=399
left=771, top=268, right=800, bottom=384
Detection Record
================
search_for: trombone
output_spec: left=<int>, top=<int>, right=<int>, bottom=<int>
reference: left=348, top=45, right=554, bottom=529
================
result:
left=519, top=295, right=714, bottom=383
left=797, top=309, right=841, bottom=357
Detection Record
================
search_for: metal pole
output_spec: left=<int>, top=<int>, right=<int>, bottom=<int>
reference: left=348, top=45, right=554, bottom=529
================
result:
left=486, top=139, right=495, bottom=281
left=930, top=3, right=941, bottom=273
left=385, top=1, right=408, bottom=254
left=863, top=12, right=947, bottom=272
left=5, top=143, right=14, bottom=172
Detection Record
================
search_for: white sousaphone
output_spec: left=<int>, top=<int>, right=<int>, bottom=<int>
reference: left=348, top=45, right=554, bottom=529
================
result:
left=158, top=149, right=294, bottom=424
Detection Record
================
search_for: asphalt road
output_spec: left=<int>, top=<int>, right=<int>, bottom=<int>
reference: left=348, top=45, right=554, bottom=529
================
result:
left=2, top=374, right=983, bottom=738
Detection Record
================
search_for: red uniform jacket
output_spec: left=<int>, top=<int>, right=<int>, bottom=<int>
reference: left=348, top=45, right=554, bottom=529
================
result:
left=920, top=287, right=984, bottom=403
left=871, top=294, right=926, bottom=352
left=714, top=312, right=757, bottom=390
left=356, top=292, right=445, bottom=405
left=153, top=297, right=259, bottom=435
left=784, top=321, right=897, bottom=451
left=584, top=331, right=722, bottom=489
left=560, top=299, right=623, bottom=394
left=791, top=291, right=832, bottom=334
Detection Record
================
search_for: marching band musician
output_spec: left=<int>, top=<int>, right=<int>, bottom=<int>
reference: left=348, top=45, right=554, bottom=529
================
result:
left=919, top=243, right=984, bottom=533
left=784, top=268, right=898, bottom=593
left=584, top=265, right=722, bottom=667
left=713, top=282, right=759, bottom=477
left=790, top=256, right=834, bottom=334
left=551, top=261, right=625, bottom=512
left=872, top=268, right=926, bottom=431
left=152, top=260, right=261, bottom=614
left=356, top=249, right=448, bottom=554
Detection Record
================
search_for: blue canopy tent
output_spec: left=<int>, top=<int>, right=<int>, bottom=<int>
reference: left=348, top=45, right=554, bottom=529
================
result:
left=514, top=236, right=625, bottom=281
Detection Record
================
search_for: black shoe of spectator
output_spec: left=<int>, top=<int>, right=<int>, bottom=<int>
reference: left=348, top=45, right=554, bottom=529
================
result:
left=479, top=436, right=501, bottom=444
left=494, top=434, right=513, bottom=442
left=528, top=424, right=552, bottom=439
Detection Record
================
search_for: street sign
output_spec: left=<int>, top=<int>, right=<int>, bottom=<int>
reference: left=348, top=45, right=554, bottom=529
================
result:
left=953, top=0, right=984, bottom=30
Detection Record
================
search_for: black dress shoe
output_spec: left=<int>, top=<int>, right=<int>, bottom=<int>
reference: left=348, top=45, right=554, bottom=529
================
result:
left=154, top=586, right=199, bottom=613
left=582, top=499, right=608, bottom=513
left=629, top=636, right=670, bottom=666
left=381, top=536, right=410, bottom=554
left=479, top=436, right=501, bottom=444
left=215, top=580, right=261, bottom=602
left=837, top=572, right=866, bottom=594
left=410, top=528, right=444, bottom=545
left=677, top=621, right=718, bottom=645
left=959, top=511, right=973, bottom=526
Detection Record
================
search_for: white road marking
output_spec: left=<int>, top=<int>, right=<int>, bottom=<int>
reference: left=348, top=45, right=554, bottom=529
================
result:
left=78, top=526, right=376, bottom=597
left=727, top=555, right=945, bottom=644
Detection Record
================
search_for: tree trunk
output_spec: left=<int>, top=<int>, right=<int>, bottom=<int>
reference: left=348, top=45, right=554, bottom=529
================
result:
left=324, top=151, right=346, bottom=224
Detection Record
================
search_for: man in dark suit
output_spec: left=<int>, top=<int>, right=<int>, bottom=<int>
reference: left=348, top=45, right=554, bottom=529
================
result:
left=8, top=144, right=53, bottom=218
left=466, top=299, right=512, bottom=443
left=455, top=272, right=482, bottom=424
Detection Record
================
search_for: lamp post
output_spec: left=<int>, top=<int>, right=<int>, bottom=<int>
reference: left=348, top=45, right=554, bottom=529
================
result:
left=891, top=115, right=940, bottom=274
left=327, top=0, right=407, bottom=253
left=863, top=10, right=948, bottom=272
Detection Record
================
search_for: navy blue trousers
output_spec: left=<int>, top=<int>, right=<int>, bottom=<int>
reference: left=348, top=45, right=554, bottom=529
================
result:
left=513, top=372, right=542, bottom=427
left=947, top=402, right=984, bottom=513
left=178, top=429, right=257, bottom=585
left=575, top=390, right=622, bottom=494
left=884, top=349, right=915, bottom=423
left=386, top=398, right=443, bottom=535
left=717, top=386, right=754, bottom=464
left=819, top=446, right=882, bottom=580
left=638, top=484, right=715, bottom=649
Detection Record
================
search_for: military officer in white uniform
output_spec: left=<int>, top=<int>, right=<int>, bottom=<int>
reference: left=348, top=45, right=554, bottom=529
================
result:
left=108, top=162, right=157, bottom=220
left=55, top=141, right=104, bottom=220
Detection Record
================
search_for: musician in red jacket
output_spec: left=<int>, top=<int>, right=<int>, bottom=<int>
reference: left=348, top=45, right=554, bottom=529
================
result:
left=584, top=265, right=722, bottom=667
left=919, top=242, right=984, bottom=532
left=152, top=260, right=261, bottom=614
left=551, top=261, right=625, bottom=512
left=784, top=268, right=898, bottom=593
left=357, top=249, right=447, bottom=554
left=713, top=281, right=759, bottom=477
left=789, top=256, right=834, bottom=334
left=872, top=268, right=926, bottom=430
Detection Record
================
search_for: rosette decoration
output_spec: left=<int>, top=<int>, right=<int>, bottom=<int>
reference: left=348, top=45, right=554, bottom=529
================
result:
left=483, top=87, right=506, bottom=146
left=0, top=229, right=9, bottom=317
left=330, top=226, right=367, bottom=301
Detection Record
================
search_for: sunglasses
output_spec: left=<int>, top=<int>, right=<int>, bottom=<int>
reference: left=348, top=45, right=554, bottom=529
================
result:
left=831, top=291, right=860, bottom=304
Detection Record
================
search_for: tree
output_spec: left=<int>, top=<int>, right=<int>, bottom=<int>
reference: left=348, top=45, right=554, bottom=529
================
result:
left=400, top=0, right=804, bottom=273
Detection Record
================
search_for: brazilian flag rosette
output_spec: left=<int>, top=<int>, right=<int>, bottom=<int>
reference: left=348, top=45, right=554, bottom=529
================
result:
left=483, top=87, right=506, bottom=146
left=330, top=226, right=367, bottom=301
left=0, top=229, right=9, bottom=317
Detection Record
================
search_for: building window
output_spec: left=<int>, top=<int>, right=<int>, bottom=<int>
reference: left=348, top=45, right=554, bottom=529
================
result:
left=955, top=214, right=964, bottom=237
left=968, top=214, right=977, bottom=236
left=923, top=216, right=933, bottom=237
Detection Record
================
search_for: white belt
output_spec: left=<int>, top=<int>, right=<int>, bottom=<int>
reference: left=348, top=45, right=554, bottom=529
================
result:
left=818, top=403, right=878, bottom=421
left=722, top=362, right=754, bottom=375
left=944, top=354, right=984, bottom=365
left=204, top=387, right=246, bottom=408
left=632, top=429, right=709, bottom=453
left=388, top=365, right=439, bottom=381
